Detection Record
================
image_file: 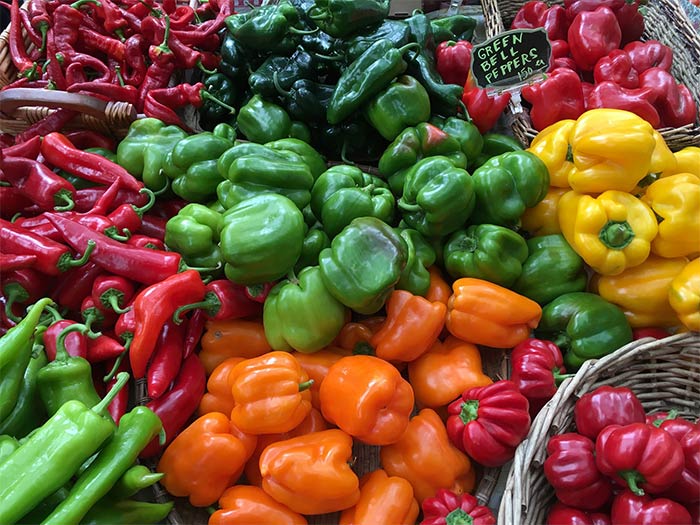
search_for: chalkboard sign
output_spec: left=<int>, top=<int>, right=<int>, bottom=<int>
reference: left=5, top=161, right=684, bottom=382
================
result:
left=470, top=28, right=551, bottom=89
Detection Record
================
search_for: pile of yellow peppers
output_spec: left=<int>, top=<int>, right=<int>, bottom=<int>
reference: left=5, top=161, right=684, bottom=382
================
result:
left=523, top=108, right=700, bottom=332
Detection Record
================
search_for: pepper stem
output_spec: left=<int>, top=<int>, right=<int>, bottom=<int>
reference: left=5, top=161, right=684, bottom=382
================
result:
left=446, top=508, right=474, bottom=525
left=196, top=60, right=218, bottom=75
left=651, top=409, right=679, bottom=428
left=93, top=371, right=130, bottom=415
left=62, top=240, right=96, bottom=270
left=552, top=367, right=574, bottom=386
left=104, top=226, right=131, bottom=242
left=134, top=188, right=156, bottom=215
left=55, top=323, right=97, bottom=362
left=397, top=42, right=423, bottom=58
left=298, top=379, right=314, bottom=392
left=457, top=100, right=471, bottom=121
left=154, top=15, right=172, bottom=55
left=53, top=190, right=75, bottom=212
left=172, top=292, right=219, bottom=324
left=352, top=341, right=375, bottom=356
left=103, top=348, right=127, bottom=382
left=70, top=0, right=101, bottom=8
left=459, top=399, right=479, bottom=425
left=37, top=22, right=48, bottom=54
left=114, top=65, right=126, bottom=87
left=289, top=26, right=319, bottom=35
left=42, top=304, right=64, bottom=324
left=201, top=90, right=236, bottom=115
left=3, top=283, right=29, bottom=323
left=619, top=470, right=646, bottom=496
left=273, top=71, right=291, bottom=97
left=599, top=220, right=635, bottom=249
left=397, top=198, right=422, bottom=213
left=565, top=144, right=573, bottom=163
left=107, top=294, right=131, bottom=315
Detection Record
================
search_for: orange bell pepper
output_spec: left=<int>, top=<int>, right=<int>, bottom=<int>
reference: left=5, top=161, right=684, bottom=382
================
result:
left=426, top=266, right=452, bottom=305
left=333, top=317, right=385, bottom=354
left=380, top=408, right=475, bottom=504
left=338, top=469, right=419, bottom=525
left=520, top=186, right=568, bottom=237
left=197, top=357, right=245, bottom=417
left=244, top=407, right=328, bottom=487
left=369, top=290, right=447, bottom=362
left=259, top=429, right=361, bottom=515
left=446, top=278, right=542, bottom=348
left=408, top=335, right=492, bottom=409
left=208, top=485, right=308, bottom=525
left=229, top=351, right=313, bottom=434
left=319, top=355, right=414, bottom=445
left=200, top=318, right=271, bottom=374
left=157, top=413, right=257, bottom=507
left=292, top=347, right=349, bottom=410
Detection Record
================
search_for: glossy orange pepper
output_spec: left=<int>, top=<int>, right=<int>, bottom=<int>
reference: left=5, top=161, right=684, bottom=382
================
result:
left=339, top=469, right=419, bottom=525
left=333, top=317, right=385, bottom=354
left=446, top=278, right=542, bottom=348
left=408, top=336, right=493, bottom=409
left=200, top=318, right=271, bottom=374
left=229, top=351, right=313, bottom=434
left=380, top=408, right=475, bottom=504
left=292, top=347, right=349, bottom=410
left=520, top=186, right=567, bottom=237
left=319, top=355, right=414, bottom=445
left=244, top=407, right=328, bottom=487
left=260, top=429, right=361, bottom=515
left=426, top=266, right=452, bottom=305
left=370, top=290, right=447, bottom=362
left=208, top=485, right=308, bottom=525
left=158, top=413, right=257, bottom=507
left=197, top=357, right=245, bottom=417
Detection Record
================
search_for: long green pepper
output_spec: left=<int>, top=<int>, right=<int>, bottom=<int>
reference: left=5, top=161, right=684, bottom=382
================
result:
left=0, top=348, right=48, bottom=439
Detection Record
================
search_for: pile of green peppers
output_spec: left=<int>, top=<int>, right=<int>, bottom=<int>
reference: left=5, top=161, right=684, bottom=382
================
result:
left=0, top=299, right=170, bottom=525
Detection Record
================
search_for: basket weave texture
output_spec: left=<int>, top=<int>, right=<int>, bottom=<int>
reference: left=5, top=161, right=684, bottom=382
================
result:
left=498, top=331, right=700, bottom=525
left=481, top=0, right=700, bottom=151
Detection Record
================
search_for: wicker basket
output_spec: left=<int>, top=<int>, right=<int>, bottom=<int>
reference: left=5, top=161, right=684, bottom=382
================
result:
left=498, top=331, right=700, bottom=525
left=481, top=0, right=700, bottom=151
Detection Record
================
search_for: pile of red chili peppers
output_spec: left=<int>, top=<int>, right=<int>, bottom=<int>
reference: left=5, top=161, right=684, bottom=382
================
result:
left=0, top=0, right=232, bottom=142
left=0, top=130, right=266, bottom=456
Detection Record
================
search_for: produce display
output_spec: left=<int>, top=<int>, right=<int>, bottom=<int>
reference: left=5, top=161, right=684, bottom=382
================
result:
left=0, top=0, right=699, bottom=523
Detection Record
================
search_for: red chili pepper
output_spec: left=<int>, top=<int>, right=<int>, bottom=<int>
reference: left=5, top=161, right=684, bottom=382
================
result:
left=52, top=262, right=105, bottom=314
left=436, top=40, right=473, bottom=88
left=639, top=68, right=698, bottom=128
left=122, top=34, right=148, bottom=87
left=126, top=234, right=165, bottom=251
left=43, top=212, right=183, bottom=285
left=64, top=53, right=113, bottom=85
left=0, top=155, right=76, bottom=212
left=0, top=268, right=48, bottom=323
left=182, top=308, right=205, bottom=359
left=67, top=81, right=139, bottom=106
left=544, top=433, right=613, bottom=510
left=64, top=130, right=116, bottom=152
left=44, top=28, right=68, bottom=91
left=0, top=254, right=38, bottom=272
left=129, top=270, right=206, bottom=378
left=138, top=214, right=168, bottom=241
left=611, top=490, right=692, bottom=525
left=141, top=15, right=209, bottom=71
left=79, top=28, right=126, bottom=61
left=147, top=318, right=185, bottom=399
left=0, top=187, right=34, bottom=219
left=1, top=135, right=42, bottom=159
left=115, top=305, right=137, bottom=350
left=17, top=5, right=45, bottom=51
left=170, top=30, right=221, bottom=52
left=546, top=502, right=611, bottom=525
left=623, top=40, right=674, bottom=74
left=14, top=108, right=80, bottom=144
left=106, top=357, right=130, bottom=424
left=140, top=353, right=207, bottom=458
left=15, top=211, right=130, bottom=243
left=510, top=338, right=571, bottom=418
left=107, top=189, right=156, bottom=235
left=446, top=380, right=531, bottom=467
left=138, top=42, right=176, bottom=111
left=593, top=49, right=639, bottom=89
left=168, top=5, right=194, bottom=28
left=521, top=67, right=585, bottom=131
left=142, top=82, right=206, bottom=128
left=462, top=82, right=511, bottom=135
left=73, top=186, right=148, bottom=214
left=511, top=1, right=569, bottom=41
left=0, top=218, right=95, bottom=276
left=8, top=0, right=39, bottom=79
left=96, top=0, right=128, bottom=36
left=421, top=488, right=496, bottom=525
left=574, top=385, right=646, bottom=440
left=41, top=132, right=143, bottom=194
left=586, top=81, right=661, bottom=129
left=44, top=319, right=90, bottom=360
left=567, top=7, right=621, bottom=72
left=87, top=332, right=126, bottom=363
left=173, top=279, right=262, bottom=324
left=91, top=275, right=135, bottom=315
left=81, top=295, right=118, bottom=333
left=51, top=2, right=87, bottom=63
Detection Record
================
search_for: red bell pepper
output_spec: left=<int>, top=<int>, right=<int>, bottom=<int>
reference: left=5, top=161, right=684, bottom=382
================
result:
left=550, top=39, right=570, bottom=59
left=510, top=338, right=571, bottom=418
left=646, top=411, right=697, bottom=442
left=546, top=502, right=611, bottom=525
left=662, top=426, right=700, bottom=504
left=521, top=67, right=585, bottom=131
left=623, top=40, right=674, bottom=74
left=633, top=327, right=671, bottom=340
left=565, top=0, right=644, bottom=46
left=611, top=490, right=692, bottom=525
left=172, top=279, right=262, bottom=324
left=638, top=68, right=698, bottom=128
left=586, top=81, right=661, bottom=129
left=594, top=49, right=639, bottom=89
left=420, top=488, right=496, bottom=525
left=596, top=423, right=685, bottom=496
left=567, top=7, right=621, bottom=72
left=462, top=82, right=511, bottom=135
left=436, top=40, right=473, bottom=88
left=446, top=380, right=530, bottom=467
left=574, top=385, right=646, bottom=440
left=146, top=318, right=185, bottom=400
left=511, top=1, right=569, bottom=41
left=544, top=433, right=613, bottom=510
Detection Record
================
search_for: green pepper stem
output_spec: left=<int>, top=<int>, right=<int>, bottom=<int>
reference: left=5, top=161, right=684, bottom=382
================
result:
left=53, top=190, right=75, bottom=212
left=105, top=226, right=131, bottom=242
left=103, top=346, right=128, bottom=382
left=446, top=508, right=473, bottom=525
left=93, top=372, right=130, bottom=415
left=154, top=15, right=172, bottom=55
left=70, top=0, right=101, bottom=9
left=457, top=100, right=471, bottom=121
left=340, top=141, right=355, bottom=166
left=201, top=90, right=236, bottom=115
left=289, top=26, right=319, bottom=35
left=599, top=220, right=635, bottom=249
left=619, top=470, right=646, bottom=496
left=37, top=21, right=48, bottom=54
left=565, top=143, right=574, bottom=163
left=64, top=240, right=96, bottom=269
left=173, top=292, right=218, bottom=324
left=3, top=284, right=28, bottom=323
left=196, top=60, right=218, bottom=75
left=298, top=379, right=314, bottom=392
left=352, top=341, right=375, bottom=356
left=397, top=199, right=422, bottom=213
left=55, top=323, right=98, bottom=362
left=273, top=71, right=292, bottom=97
left=459, top=399, right=479, bottom=425
left=133, top=188, right=156, bottom=216
left=397, top=42, right=423, bottom=57
left=107, top=295, right=131, bottom=315
left=158, top=427, right=166, bottom=445
left=42, top=305, right=64, bottom=324
left=552, top=367, right=574, bottom=387
left=307, top=7, right=329, bottom=20
left=651, top=409, right=679, bottom=428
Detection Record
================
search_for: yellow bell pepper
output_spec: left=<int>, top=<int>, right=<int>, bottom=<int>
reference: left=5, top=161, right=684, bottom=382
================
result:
left=669, top=258, right=700, bottom=331
left=568, top=109, right=657, bottom=194
left=632, top=130, right=678, bottom=197
left=527, top=119, right=576, bottom=188
left=558, top=190, right=658, bottom=276
left=591, top=255, right=687, bottom=328
left=520, top=186, right=567, bottom=237
left=668, top=146, right=700, bottom=178
left=642, top=173, right=700, bottom=259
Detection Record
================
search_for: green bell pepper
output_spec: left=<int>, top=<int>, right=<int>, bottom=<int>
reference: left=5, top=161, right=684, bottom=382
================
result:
left=344, top=19, right=411, bottom=61
left=470, top=132, right=524, bottom=170
left=263, top=266, right=347, bottom=353
left=295, top=224, right=331, bottom=272
left=237, top=95, right=292, bottom=144
left=227, top=1, right=311, bottom=50
left=212, top=123, right=237, bottom=143
left=0, top=347, right=48, bottom=439
left=313, top=115, right=388, bottom=164
left=275, top=78, right=336, bottom=125
left=310, top=165, right=395, bottom=238
left=218, top=33, right=250, bottom=81
left=318, top=216, right=407, bottom=314
left=217, top=142, right=291, bottom=178
left=398, top=156, right=475, bottom=238
left=327, top=39, right=420, bottom=125
left=513, top=234, right=588, bottom=306
left=165, top=203, right=223, bottom=266
left=365, top=75, right=431, bottom=141
left=430, top=15, right=477, bottom=44
left=443, top=224, right=528, bottom=287
left=535, top=292, right=633, bottom=371
left=432, top=116, right=484, bottom=165
left=301, top=29, right=342, bottom=56
left=470, top=150, right=549, bottom=228
left=394, top=227, right=436, bottom=296
left=289, top=120, right=312, bottom=143
left=199, top=73, right=239, bottom=131
left=220, top=193, right=305, bottom=285
left=116, top=118, right=188, bottom=193
left=265, top=138, right=327, bottom=181
left=308, top=0, right=390, bottom=38
left=250, top=47, right=319, bottom=99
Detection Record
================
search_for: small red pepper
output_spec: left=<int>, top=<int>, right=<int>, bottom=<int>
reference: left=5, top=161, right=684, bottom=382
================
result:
left=114, top=305, right=137, bottom=352
left=574, top=385, right=646, bottom=440
left=623, top=40, right=674, bottom=74
left=646, top=411, right=697, bottom=442
left=79, top=28, right=125, bottom=61
left=521, top=67, right=585, bottom=131
left=173, top=280, right=262, bottom=324
left=86, top=332, right=126, bottom=363
left=420, top=488, right=496, bottom=525
left=122, top=34, right=148, bottom=87
left=107, top=189, right=156, bottom=236
left=15, top=211, right=130, bottom=243
left=586, top=81, right=661, bottom=129
left=544, top=433, right=613, bottom=510
left=126, top=234, right=165, bottom=251
left=182, top=308, right=206, bottom=359
left=146, top=318, right=185, bottom=400
left=435, top=40, right=473, bottom=88
left=638, top=68, right=698, bottom=128
left=142, top=82, right=214, bottom=129
left=1, top=135, right=42, bottom=159
left=611, top=490, right=692, bottom=525
left=81, top=295, right=117, bottom=334
left=546, top=502, right=611, bottom=525
left=67, top=81, right=139, bottom=106
left=44, top=320, right=90, bottom=360
left=462, top=81, right=511, bottom=135
left=91, top=275, right=135, bottom=315
left=446, top=380, right=531, bottom=467
left=567, top=7, right=621, bottom=72
left=95, top=0, right=128, bottom=36
left=106, top=356, right=130, bottom=424
left=596, top=423, right=685, bottom=496
left=245, top=282, right=276, bottom=304
left=73, top=186, right=148, bottom=214
left=1, top=268, right=48, bottom=323
left=0, top=155, right=76, bottom=212
left=593, top=49, right=639, bottom=89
